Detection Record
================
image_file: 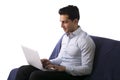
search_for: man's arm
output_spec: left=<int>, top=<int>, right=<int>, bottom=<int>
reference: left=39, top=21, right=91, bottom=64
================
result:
left=65, top=38, right=95, bottom=76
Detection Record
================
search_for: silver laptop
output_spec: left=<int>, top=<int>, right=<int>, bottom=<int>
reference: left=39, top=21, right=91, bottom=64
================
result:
left=21, top=46, right=46, bottom=71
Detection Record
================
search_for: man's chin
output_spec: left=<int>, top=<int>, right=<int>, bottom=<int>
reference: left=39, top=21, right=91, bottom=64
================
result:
left=64, top=30, right=67, bottom=33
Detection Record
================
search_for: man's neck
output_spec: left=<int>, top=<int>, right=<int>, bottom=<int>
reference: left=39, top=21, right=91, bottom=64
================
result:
left=67, top=25, right=79, bottom=36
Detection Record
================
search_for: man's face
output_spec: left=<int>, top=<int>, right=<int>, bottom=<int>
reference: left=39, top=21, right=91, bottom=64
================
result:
left=60, top=15, right=76, bottom=34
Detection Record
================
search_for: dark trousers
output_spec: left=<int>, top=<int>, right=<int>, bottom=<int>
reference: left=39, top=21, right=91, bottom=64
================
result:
left=15, top=65, right=88, bottom=80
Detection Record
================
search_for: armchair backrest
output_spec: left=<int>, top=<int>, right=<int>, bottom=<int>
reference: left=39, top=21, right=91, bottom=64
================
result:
left=49, top=34, right=64, bottom=59
left=90, top=36, right=120, bottom=80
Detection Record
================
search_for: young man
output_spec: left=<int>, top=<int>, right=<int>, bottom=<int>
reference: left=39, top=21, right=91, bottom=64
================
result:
left=15, top=5, right=95, bottom=80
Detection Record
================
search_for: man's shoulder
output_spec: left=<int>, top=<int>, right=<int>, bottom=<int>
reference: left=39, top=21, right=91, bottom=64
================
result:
left=77, top=32, right=95, bottom=46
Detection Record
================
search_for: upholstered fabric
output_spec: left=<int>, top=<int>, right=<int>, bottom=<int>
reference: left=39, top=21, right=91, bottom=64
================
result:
left=7, top=68, right=18, bottom=80
left=90, top=36, right=120, bottom=80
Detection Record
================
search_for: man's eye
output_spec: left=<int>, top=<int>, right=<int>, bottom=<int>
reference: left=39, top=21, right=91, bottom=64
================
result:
left=64, top=21, right=68, bottom=23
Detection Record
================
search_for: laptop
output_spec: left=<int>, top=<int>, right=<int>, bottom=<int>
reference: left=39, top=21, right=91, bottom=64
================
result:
left=21, top=46, right=46, bottom=71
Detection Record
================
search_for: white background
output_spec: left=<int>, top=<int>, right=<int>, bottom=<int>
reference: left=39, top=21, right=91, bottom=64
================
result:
left=0, top=0, right=120, bottom=80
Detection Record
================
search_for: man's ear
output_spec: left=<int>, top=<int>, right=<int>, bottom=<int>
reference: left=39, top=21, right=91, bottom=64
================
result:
left=73, top=19, right=78, bottom=24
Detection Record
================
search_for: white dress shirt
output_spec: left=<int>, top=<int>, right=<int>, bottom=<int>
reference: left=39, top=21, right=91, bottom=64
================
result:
left=50, top=27, right=95, bottom=76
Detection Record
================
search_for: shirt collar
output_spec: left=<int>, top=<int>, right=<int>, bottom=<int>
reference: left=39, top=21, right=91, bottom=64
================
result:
left=66, top=26, right=82, bottom=38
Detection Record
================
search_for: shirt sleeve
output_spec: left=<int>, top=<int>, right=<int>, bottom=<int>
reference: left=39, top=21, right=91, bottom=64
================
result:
left=50, top=56, right=62, bottom=65
left=65, top=37, right=95, bottom=76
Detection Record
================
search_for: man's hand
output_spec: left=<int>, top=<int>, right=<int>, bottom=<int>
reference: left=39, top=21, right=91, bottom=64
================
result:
left=41, top=59, right=51, bottom=68
left=46, top=64, right=66, bottom=71
left=41, top=59, right=66, bottom=71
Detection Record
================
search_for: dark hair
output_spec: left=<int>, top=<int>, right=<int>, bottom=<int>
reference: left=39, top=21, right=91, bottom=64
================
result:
left=59, top=5, right=80, bottom=21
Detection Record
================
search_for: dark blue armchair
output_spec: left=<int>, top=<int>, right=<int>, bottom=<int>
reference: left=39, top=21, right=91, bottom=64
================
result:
left=7, top=35, right=120, bottom=80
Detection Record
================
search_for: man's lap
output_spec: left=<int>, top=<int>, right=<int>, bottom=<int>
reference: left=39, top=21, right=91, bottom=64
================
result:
left=15, top=65, right=87, bottom=80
